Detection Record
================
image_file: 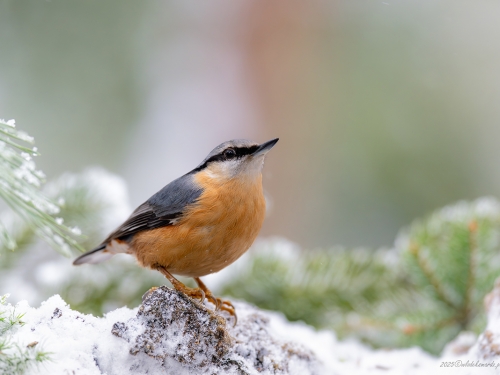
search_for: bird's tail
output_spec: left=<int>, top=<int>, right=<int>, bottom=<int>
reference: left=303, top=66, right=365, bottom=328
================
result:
left=73, top=239, right=131, bottom=265
left=73, top=244, right=113, bottom=265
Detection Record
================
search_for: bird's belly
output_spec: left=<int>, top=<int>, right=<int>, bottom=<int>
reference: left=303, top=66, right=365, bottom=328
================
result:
left=131, top=177, right=266, bottom=277
left=165, top=224, right=254, bottom=277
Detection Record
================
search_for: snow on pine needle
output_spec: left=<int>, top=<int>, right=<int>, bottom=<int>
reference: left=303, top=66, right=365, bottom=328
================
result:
left=0, top=119, right=83, bottom=256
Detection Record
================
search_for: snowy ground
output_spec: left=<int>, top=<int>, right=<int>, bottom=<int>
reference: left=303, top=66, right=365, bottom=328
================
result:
left=4, top=284, right=500, bottom=375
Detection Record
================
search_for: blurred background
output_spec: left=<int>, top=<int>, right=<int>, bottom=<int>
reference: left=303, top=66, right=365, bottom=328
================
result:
left=2, top=0, right=500, bottom=248
left=2, top=0, right=500, bottom=355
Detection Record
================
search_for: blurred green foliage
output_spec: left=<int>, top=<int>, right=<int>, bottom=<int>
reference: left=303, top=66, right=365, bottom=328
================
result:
left=222, top=199, right=500, bottom=354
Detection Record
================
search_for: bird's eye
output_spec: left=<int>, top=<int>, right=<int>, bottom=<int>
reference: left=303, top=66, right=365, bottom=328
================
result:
left=223, top=149, right=236, bottom=159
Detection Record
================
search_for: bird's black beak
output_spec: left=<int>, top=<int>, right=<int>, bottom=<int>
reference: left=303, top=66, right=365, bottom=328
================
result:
left=252, top=138, right=279, bottom=156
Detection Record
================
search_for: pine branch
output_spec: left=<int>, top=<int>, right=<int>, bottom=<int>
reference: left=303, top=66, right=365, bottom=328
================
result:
left=0, top=119, right=84, bottom=256
left=461, top=220, right=478, bottom=326
left=408, top=242, right=457, bottom=310
left=221, top=241, right=410, bottom=329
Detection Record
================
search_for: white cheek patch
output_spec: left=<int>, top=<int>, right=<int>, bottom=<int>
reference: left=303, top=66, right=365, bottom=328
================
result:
left=244, top=156, right=265, bottom=176
left=206, top=160, right=239, bottom=179
left=107, top=239, right=131, bottom=254
left=208, top=158, right=264, bottom=180
left=219, top=160, right=240, bottom=177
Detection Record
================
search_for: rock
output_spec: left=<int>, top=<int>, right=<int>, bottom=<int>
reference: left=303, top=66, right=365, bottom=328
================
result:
left=112, top=286, right=323, bottom=374
left=469, top=277, right=500, bottom=361
left=442, top=332, right=477, bottom=357
left=112, top=287, right=231, bottom=369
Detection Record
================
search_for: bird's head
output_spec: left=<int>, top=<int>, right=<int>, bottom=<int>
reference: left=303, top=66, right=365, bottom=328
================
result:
left=193, top=138, right=278, bottom=181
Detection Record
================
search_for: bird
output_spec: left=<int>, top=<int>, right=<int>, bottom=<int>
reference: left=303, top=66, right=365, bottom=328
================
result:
left=73, top=138, right=278, bottom=321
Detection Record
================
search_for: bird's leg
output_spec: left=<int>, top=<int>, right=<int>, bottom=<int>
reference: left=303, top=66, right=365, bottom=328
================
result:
left=155, top=265, right=205, bottom=303
left=194, top=277, right=237, bottom=325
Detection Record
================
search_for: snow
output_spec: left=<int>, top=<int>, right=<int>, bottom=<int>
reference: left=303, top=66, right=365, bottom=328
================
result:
left=2, top=282, right=500, bottom=375
left=434, top=197, right=500, bottom=224
left=0, top=118, right=16, bottom=127
left=395, top=196, right=500, bottom=251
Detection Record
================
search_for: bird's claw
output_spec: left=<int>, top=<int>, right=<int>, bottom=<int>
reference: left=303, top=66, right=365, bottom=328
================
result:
left=178, top=285, right=206, bottom=304
left=194, top=277, right=237, bottom=326
left=219, top=300, right=237, bottom=327
left=202, top=290, right=237, bottom=326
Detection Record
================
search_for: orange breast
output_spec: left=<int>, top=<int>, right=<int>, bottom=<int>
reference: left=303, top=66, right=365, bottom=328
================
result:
left=131, top=171, right=266, bottom=277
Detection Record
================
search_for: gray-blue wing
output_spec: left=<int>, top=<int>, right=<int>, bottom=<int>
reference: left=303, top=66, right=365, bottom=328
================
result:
left=102, top=173, right=203, bottom=243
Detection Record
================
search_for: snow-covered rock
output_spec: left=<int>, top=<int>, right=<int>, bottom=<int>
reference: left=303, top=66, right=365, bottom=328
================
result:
left=470, top=278, right=500, bottom=361
left=7, top=282, right=500, bottom=374
left=111, top=287, right=321, bottom=374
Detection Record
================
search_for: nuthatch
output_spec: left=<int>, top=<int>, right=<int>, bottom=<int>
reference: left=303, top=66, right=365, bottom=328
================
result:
left=73, top=138, right=278, bottom=321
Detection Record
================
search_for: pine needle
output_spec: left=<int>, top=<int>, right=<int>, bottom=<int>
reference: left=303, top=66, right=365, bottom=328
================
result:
left=0, top=119, right=84, bottom=256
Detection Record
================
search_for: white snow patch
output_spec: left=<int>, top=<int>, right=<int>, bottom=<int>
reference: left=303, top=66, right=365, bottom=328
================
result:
left=3, top=291, right=499, bottom=375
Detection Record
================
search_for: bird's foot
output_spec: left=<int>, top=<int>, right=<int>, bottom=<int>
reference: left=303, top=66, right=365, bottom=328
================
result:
left=195, top=277, right=237, bottom=326
left=154, top=266, right=237, bottom=325
left=173, top=283, right=207, bottom=304
left=214, top=297, right=237, bottom=324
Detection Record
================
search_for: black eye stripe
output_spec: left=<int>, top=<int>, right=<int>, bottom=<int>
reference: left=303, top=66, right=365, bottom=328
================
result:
left=191, top=145, right=260, bottom=173
left=207, top=146, right=258, bottom=163
left=233, top=145, right=258, bottom=157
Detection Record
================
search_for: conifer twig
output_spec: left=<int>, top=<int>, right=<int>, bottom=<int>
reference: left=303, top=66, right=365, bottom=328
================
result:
left=461, top=220, right=478, bottom=327
left=409, top=242, right=457, bottom=310
left=0, top=118, right=84, bottom=256
left=402, top=315, right=457, bottom=335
